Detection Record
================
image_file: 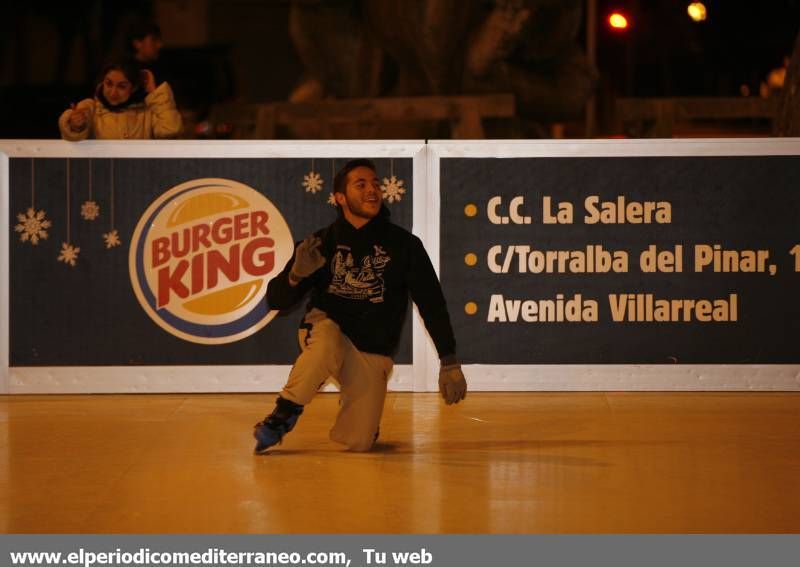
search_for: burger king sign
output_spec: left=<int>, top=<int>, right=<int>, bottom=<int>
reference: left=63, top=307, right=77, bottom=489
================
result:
left=130, top=178, right=293, bottom=344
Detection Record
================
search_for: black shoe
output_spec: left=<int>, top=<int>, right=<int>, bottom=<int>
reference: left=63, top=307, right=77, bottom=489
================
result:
left=253, top=397, right=304, bottom=454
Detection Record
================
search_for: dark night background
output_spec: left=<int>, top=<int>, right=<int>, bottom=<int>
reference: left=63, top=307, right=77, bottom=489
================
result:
left=595, top=0, right=799, bottom=97
left=2, top=0, right=800, bottom=139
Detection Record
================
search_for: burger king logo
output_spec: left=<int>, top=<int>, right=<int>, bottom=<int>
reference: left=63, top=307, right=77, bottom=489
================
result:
left=129, top=178, right=293, bottom=344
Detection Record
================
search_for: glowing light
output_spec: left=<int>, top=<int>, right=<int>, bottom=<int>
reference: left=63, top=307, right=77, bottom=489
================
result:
left=608, top=12, right=630, bottom=30
left=687, top=2, right=707, bottom=22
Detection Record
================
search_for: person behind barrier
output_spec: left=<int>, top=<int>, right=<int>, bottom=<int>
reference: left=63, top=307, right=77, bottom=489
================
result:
left=254, top=159, right=467, bottom=454
left=128, top=21, right=164, bottom=67
left=127, top=20, right=174, bottom=95
left=59, top=61, right=182, bottom=140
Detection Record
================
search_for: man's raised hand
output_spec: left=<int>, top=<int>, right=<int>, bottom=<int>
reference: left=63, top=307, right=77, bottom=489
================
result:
left=289, top=235, right=326, bottom=282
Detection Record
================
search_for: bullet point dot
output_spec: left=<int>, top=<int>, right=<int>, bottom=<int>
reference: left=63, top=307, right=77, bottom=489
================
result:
left=464, top=302, right=478, bottom=315
left=464, top=253, right=478, bottom=266
left=464, top=204, right=478, bottom=217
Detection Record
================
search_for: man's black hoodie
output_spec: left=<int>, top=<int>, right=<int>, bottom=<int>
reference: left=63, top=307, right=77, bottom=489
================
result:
left=266, top=207, right=456, bottom=358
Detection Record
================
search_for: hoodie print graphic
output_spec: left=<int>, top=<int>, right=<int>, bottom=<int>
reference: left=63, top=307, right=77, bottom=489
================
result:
left=328, top=244, right=391, bottom=303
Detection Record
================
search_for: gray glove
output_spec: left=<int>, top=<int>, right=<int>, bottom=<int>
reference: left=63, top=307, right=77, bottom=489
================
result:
left=290, top=235, right=326, bottom=281
left=439, top=363, right=467, bottom=405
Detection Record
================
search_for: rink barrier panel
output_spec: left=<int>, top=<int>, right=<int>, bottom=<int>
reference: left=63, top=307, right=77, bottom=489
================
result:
left=2, top=139, right=799, bottom=393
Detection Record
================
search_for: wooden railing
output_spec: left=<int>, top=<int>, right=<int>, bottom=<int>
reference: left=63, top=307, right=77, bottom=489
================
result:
left=209, top=94, right=516, bottom=139
left=616, top=97, right=779, bottom=137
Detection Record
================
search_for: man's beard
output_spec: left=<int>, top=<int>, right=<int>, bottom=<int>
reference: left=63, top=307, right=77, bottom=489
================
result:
left=344, top=193, right=380, bottom=220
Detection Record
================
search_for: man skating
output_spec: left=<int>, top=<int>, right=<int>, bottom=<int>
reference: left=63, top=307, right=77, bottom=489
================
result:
left=254, top=159, right=466, bottom=453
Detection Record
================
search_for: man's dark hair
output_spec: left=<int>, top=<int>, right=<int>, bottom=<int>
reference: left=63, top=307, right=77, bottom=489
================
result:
left=333, top=159, right=376, bottom=194
left=128, top=20, right=162, bottom=43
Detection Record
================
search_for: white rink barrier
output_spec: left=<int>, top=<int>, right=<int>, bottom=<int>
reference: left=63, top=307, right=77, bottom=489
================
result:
left=2, top=139, right=800, bottom=393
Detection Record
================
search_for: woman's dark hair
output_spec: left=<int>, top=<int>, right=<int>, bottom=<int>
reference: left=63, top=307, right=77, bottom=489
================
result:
left=95, top=61, right=146, bottom=109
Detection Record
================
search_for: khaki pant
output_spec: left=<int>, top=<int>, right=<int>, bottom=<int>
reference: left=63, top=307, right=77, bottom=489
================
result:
left=280, top=309, right=393, bottom=452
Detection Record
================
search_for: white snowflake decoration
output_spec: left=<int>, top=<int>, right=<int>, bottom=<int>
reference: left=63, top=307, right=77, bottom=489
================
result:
left=81, top=200, right=100, bottom=221
left=381, top=175, right=406, bottom=203
left=327, top=192, right=338, bottom=207
left=303, top=171, right=324, bottom=194
left=103, top=229, right=121, bottom=249
left=58, top=242, right=80, bottom=267
left=15, top=208, right=52, bottom=245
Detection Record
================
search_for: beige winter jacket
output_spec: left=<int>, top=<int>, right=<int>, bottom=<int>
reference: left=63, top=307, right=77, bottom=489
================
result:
left=59, top=82, right=183, bottom=140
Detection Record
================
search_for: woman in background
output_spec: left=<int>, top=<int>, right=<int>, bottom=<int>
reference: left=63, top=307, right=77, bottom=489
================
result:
left=59, top=61, right=182, bottom=140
